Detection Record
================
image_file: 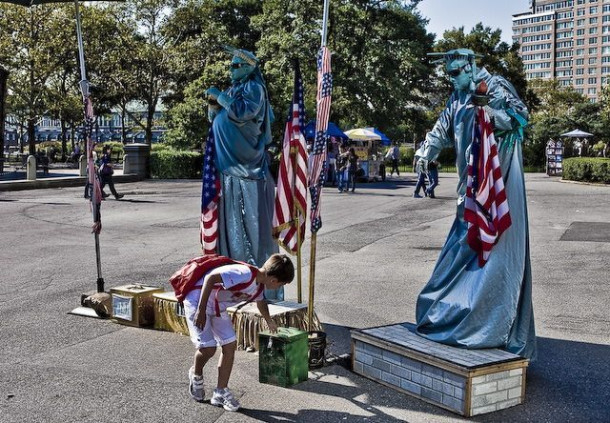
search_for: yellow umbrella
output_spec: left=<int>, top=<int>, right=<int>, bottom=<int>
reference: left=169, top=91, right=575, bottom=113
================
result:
left=344, top=127, right=381, bottom=141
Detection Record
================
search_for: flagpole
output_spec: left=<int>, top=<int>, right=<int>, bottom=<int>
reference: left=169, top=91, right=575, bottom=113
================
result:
left=308, top=0, right=331, bottom=331
left=74, top=0, right=103, bottom=293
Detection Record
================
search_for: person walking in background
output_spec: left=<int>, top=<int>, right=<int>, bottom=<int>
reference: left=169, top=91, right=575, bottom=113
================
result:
left=336, top=144, right=348, bottom=193
left=99, top=145, right=124, bottom=200
left=386, top=142, right=401, bottom=176
left=426, top=159, right=439, bottom=198
left=347, top=147, right=359, bottom=193
left=413, top=156, right=428, bottom=198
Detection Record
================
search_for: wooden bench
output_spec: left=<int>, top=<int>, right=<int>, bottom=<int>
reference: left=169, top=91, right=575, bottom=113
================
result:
left=351, top=323, right=528, bottom=417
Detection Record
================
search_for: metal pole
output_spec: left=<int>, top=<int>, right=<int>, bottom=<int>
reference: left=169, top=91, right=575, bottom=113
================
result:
left=307, top=232, right=317, bottom=331
left=74, top=0, right=104, bottom=292
left=321, top=0, right=330, bottom=47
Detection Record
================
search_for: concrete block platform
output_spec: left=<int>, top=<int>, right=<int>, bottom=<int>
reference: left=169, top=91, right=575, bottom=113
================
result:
left=351, top=323, right=528, bottom=417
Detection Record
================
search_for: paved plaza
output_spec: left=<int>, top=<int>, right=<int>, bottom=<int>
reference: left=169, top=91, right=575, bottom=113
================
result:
left=0, top=173, right=608, bottom=422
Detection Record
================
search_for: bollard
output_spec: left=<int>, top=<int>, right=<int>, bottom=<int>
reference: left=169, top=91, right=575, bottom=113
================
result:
left=79, top=154, right=87, bottom=177
left=26, top=155, right=36, bottom=181
left=122, top=154, right=130, bottom=175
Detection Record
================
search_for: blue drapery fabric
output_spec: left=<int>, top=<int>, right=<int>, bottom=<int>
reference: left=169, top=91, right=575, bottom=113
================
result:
left=414, top=68, right=536, bottom=360
left=212, top=74, right=283, bottom=300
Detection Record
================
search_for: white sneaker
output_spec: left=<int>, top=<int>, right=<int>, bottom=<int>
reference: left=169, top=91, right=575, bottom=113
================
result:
left=188, top=367, right=204, bottom=402
left=210, top=388, right=240, bottom=412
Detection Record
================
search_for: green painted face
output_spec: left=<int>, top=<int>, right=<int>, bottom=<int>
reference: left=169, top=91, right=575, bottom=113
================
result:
left=446, top=60, right=473, bottom=92
left=230, top=57, right=255, bottom=82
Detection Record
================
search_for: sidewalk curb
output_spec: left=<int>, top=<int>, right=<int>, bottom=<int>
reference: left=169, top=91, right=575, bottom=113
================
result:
left=0, top=174, right=143, bottom=192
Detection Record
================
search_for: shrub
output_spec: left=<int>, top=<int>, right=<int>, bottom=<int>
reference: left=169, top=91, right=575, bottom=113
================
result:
left=563, top=157, right=610, bottom=183
left=400, top=146, right=414, bottom=166
left=150, top=150, right=203, bottom=179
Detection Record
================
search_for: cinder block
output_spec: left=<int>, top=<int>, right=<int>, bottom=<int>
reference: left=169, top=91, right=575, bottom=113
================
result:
left=353, top=361, right=363, bottom=374
left=363, top=364, right=381, bottom=380
left=442, top=394, right=464, bottom=412
left=472, top=381, right=497, bottom=396
left=508, top=386, right=522, bottom=399
left=496, top=398, right=522, bottom=411
left=421, top=387, right=443, bottom=403
left=355, top=350, right=373, bottom=366
left=390, top=364, right=410, bottom=379
left=497, top=376, right=522, bottom=391
left=472, top=403, right=498, bottom=416
left=381, top=371, right=401, bottom=387
left=372, top=357, right=391, bottom=373
left=472, top=375, right=487, bottom=384
left=433, top=378, right=444, bottom=392
left=454, top=387, right=464, bottom=400
left=486, top=371, right=510, bottom=381
left=364, top=343, right=383, bottom=358
left=400, top=379, right=422, bottom=396
left=443, top=371, right=466, bottom=388
left=441, top=381, right=454, bottom=397
left=509, top=368, right=523, bottom=377
left=422, top=364, right=444, bottom=379
left=383, top=350, right=402, bottom=366
left=401, top=357, right=422, bottom=373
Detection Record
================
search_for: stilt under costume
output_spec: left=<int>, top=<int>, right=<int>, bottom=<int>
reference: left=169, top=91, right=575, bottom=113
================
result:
left=415, top=49, right=536, bottom=360
left=206, top=47, right=282, bottom=300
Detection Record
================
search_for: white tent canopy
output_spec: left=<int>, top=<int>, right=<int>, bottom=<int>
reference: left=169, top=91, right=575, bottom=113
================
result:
left=560, top=129, right=593, bottom=137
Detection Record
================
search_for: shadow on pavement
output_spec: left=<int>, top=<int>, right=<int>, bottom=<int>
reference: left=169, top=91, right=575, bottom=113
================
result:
left=240, top=407, right=407, bottom=422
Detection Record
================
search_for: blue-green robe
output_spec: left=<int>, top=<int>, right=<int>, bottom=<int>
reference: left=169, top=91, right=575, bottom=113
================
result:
left=212, top=73, right=282, bottom=300
left=415, top=67, right=536, bottom=360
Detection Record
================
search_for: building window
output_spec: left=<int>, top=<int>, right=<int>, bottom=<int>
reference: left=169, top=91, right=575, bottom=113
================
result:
left=590, top=47, right=599, bottom=54
left=577, top=38, right=586, bottom=45
left=577, top=28, right=585, bottom=35
left=591, top=17, right=599, bottom=24
left=576, top=78, right=585, bottom=85
left=590, top=37, right=598, bottom=43
left=577, top=67, right=585, bottom=74
left=591, top=6, right=598, bottom=13
left=590, top=57, right=599, bottom=64
left=577, top=7, right=586, bottom=15
left=589, top=67, right=598, bottom=74
left=588, top=87, right=597, bottom=95
left=577, top=58, right=586, bottom=65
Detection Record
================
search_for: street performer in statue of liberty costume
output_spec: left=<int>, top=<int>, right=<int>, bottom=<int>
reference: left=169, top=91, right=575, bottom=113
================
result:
left=206, top=47, right=282, bottom=300
left=414, top=49, right=536, bottom=360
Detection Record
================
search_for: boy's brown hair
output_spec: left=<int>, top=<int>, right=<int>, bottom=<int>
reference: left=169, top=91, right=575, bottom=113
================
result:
left=264, top=254, right=295, bottom=284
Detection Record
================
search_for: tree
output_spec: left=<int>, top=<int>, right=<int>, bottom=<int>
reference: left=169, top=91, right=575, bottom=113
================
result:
left=0, top=4, right=67, bottom=155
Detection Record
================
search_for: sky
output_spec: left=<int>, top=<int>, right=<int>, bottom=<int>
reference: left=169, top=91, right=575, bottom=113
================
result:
left=415, top=0, right=531, bottom=44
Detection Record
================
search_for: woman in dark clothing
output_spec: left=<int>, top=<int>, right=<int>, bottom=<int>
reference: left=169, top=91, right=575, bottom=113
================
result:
left=99, top=145, right=124, bottom=200
left=347, top=147, right=359, bottom=193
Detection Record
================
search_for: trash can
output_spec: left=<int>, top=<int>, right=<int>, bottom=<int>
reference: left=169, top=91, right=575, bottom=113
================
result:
left=308, top=331, right=326, bottom=369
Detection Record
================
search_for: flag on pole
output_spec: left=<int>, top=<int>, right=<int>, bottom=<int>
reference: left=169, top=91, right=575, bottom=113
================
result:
left=273, top=62, right=308, bottom=253
left=308, top=46, right=332, bottom=233
left=200, top=128, right=221, bottom=255
left=84, top=96, right=102, bottom=233
left=464, top=107, right=511, bottom=267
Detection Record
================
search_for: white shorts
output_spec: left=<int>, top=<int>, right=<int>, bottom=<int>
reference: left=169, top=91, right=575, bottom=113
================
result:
left=183, top=289, right=236, bottom=348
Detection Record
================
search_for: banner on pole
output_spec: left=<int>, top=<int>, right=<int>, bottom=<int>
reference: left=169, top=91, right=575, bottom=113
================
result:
left=273, top=62, right=308, bottom=253
left=308, top=46, right=332, bottom=233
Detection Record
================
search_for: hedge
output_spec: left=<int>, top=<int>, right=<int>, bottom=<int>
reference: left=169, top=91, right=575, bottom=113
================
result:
left=150, top=150, right=203, bottom=179
left=562, top=157, right=610, bottom=184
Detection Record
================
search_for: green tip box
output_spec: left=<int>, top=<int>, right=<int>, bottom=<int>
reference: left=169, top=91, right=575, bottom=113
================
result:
left=259, top=327, right=308, bottom=387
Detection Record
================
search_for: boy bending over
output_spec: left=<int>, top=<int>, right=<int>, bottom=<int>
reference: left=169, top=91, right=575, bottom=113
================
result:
left=183, top=253, right=294, bottom=411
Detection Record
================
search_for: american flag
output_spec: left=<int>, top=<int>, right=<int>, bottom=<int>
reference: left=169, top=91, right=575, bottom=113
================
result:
left=464, top=107, right=512, bottom=267
left=273, top=62, right=308, bottom=253
left=200, top=128, right=221, bottom=255
left=84, top=96, right=102, bottom=233
left=308, top=46, right=332, bottom=233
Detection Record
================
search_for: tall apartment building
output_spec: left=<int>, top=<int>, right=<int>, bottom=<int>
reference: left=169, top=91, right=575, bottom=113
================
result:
left=512, top=0, right=610, bottom=102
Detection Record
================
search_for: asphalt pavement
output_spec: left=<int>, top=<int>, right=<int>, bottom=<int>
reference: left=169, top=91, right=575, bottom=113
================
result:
left=0, top=172, right=608, bottom=423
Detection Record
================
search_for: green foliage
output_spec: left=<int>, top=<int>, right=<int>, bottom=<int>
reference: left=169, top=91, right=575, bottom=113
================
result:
left=400, top=146, right=415, bottom=166
left=150, top=149, right=203, bottom=179
left=563, top=157, right=610, bottom=183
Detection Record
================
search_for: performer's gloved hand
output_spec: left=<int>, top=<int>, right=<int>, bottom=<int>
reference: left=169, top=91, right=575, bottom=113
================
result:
left=205, top=87, right=221, bottom=100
